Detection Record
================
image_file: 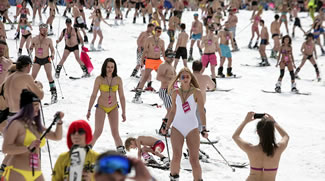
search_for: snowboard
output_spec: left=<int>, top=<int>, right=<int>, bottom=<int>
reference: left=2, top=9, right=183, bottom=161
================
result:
left=69, top=146, right=87, bottom=181
left=206, top=88, right=233, bottom=92
left=261, top=89, right=311, bottom=96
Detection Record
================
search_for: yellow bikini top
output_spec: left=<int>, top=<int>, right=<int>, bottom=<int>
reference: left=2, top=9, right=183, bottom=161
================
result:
left=99, top=77, right=119, bottom=92
left=24, top=128, right=46, bottom=148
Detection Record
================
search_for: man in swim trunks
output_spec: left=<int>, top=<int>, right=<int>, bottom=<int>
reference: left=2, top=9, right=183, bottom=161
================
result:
left=29, top=23, right=58, bottom=104
left=56, top=18, right=89, bottom=79
left=167, top=11, right=180, bottom=50
left=217, top=21, right=235, bottom=77
left=201, top=25, right=220, bottom=86
left=0, top=40, right=12, bottom=85
left=131, top=23, right=154, bottom=78
left=125, top=136, right=169, bottom=164
left=132, top=26, right=166, bottom=103
left=270, top=14, right=280, bottom=59
left=188, top=13, right=203, bottom=61
left=156, top=49, right=176, bottom=135
left=174, top=23, right=189, bottom=69
left=259, top=20, right=270, bottom=66
left=227, top=8, right=239, bottom=51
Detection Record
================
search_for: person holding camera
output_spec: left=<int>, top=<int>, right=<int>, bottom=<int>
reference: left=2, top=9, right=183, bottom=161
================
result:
left=232, top=112, right=289, bottom=181
left=52, top=120, right=98, bottom=181
left=161, top=67, right=208, bottom=181
left=2, top=90, right=64, bottom=180
left=94, top=150, right=153, bottom=181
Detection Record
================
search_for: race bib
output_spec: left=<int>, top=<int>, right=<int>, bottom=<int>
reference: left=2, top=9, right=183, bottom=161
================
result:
left=182, top=101, right=191, bottom=113
left=0, top=64, right=3, bottom=73
left=21, top=29, right=25, bottom=34
left=37, top=48, right=43, bottom=56
left=154, top=46, right=160, bottom=52
left=29, top=153, right=39, bottom=169
left=284, top=56, right=289, bottom=62
left=108, top=96, right=112, bottom=105
left=226, top=35, right=230, bottom=40
left=208, top=39, right=212, bottom=45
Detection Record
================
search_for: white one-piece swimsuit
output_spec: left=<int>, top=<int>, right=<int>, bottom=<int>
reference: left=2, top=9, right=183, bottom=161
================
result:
left=172, top=94, right=199, bottom=137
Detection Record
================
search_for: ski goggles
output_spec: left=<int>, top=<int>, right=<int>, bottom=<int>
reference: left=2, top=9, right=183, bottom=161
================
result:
left=95, top=155, right=132, bottom=175
left=72, top=128, right=86, bottom=135
left=39, top=23, right=48, bottom=29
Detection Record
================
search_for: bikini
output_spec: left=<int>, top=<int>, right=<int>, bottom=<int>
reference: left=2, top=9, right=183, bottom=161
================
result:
left=250, top=166, right=278, bottom=171
left=172, top=90, right=199, bottom=137
left=96, top=79, right=119, bottom=114
left=3, top=127, right=46, bottom=181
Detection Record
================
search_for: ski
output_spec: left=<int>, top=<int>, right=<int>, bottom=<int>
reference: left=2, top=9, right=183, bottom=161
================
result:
left=206, top=88, right=233, bottom=92
left=145, top=163, right=169, bottom=170
left=184, top=150, right=248, bottom=168
left=241, top=64, right=270, bottom=67
left=130, top=88, right=158, bottom=94
left=88, top=49, right=108, bottom=52
left=262, top=89, right=311, bottom=95
left=69, top=146, right=87, bottom=181
left=69, top=76, right=82, bottom=80
left=200, top=139, right=219, bottom=145
left=147, top=103, right=162, bottom=108
left=216, top=75, right=242, bottom=79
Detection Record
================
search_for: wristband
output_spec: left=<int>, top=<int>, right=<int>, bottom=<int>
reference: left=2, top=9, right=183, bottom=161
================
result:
left=201, top=129, right=209, bottom=136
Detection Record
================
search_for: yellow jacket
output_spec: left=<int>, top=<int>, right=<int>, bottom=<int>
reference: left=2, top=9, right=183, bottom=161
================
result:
left=52, top=149, right=99, bottom=181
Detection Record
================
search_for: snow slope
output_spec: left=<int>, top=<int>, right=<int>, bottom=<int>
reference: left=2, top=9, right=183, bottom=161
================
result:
left=1, top=5, right=325, bottom=181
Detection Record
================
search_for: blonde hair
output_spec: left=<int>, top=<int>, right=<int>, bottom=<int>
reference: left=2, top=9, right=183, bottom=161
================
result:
left=124, top=137, right=136, bottom=151
left=168, top=67, right=200, bottom=94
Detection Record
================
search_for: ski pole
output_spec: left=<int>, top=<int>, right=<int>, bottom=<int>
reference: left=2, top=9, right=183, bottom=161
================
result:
left=236, top=22, right=252, bottom=36
left=165, top=135, right=171, bottom=162
left=55, top=46, right=68, bottom=76
left=52, top=55, right=65, bottom=99
left=206, top=138, right=235, bottom=172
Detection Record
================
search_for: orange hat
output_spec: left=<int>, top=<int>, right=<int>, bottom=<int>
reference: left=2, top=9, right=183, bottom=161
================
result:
left=67, top=120, right=93, bottom=149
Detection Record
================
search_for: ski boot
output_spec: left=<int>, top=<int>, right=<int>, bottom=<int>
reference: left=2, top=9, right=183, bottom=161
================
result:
left=48, top=28, right=54, bottom=36
left=84, top=35, right=88, bottom=44
left=18, top=48, right=22, bottom=57
left=116, top=146, right=126, bottom=155
left=133, top=17, right=136, bottom=24
left=169, top=174, right=180, bottom=181
left=144, top=86, right=156, bottom=92
left=14, top=31, right=20, bottom=40
left=292, top=32, right=295, bottom=38
left=130, top=68, right=138, bottom=77
left=90, top=43, right=96, bottom=51
left=218, top=67, right=225, bottom=78
left=50, top=87, right=58, bottom=104
left=275, top=81, right=281, bottom=93
left=106, top=12, right=110, bottom=19
left=97, top=44, right=102, bottom=51
left=248, top=40, right=252, bottom=49
left=317, top=75, right=321, bottom=82
left=143, top=17, right=146, bottom=24
left=120, top=18, right=124, bottom=25
left=291, top=82, right=298, bottom=93
left=132, top=90, right=143, bottom=104
left=227, top=67, right=233, bottom=77
left=81, top=65, right=90, bottom=78
left=88, top=24, right=93, bottom=33
left=55, top=65, right=63, bottom=79
left=253, top=41, right=259, bottom=49
left=161, top=157, right=170, bottom=166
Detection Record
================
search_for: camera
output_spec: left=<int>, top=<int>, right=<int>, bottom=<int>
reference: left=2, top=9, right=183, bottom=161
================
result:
left=254, top=113, right=265, bottom=119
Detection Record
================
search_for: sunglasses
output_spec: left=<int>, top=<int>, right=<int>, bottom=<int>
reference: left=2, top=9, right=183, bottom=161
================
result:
left=39, top=24, right=48, bottom=29
left=95, top=155, right=132, bottom=175
left=181, top=75, right=190, bottom=80
left=72, top=128, right=86, bottom=135
left=156, top=30, right=162, bottom=33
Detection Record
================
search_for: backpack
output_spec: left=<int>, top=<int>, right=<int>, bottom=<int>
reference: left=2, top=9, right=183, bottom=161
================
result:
left=62, top=27, right=81, bottom=44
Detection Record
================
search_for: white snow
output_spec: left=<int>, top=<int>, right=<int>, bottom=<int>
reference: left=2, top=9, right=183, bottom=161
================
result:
left=1, top=5, right=325, bottom=181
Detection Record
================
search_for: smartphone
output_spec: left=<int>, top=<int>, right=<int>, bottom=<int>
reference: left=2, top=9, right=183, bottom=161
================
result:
left=254, top=113, right=265, bottom=119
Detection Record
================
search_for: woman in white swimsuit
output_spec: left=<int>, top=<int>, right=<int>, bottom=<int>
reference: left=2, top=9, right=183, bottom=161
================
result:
left=162, top=67, right=208, bottom=181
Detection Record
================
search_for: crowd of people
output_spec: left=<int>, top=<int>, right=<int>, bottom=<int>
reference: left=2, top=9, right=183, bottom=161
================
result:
left=0, top=0, right=323, bottom=180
